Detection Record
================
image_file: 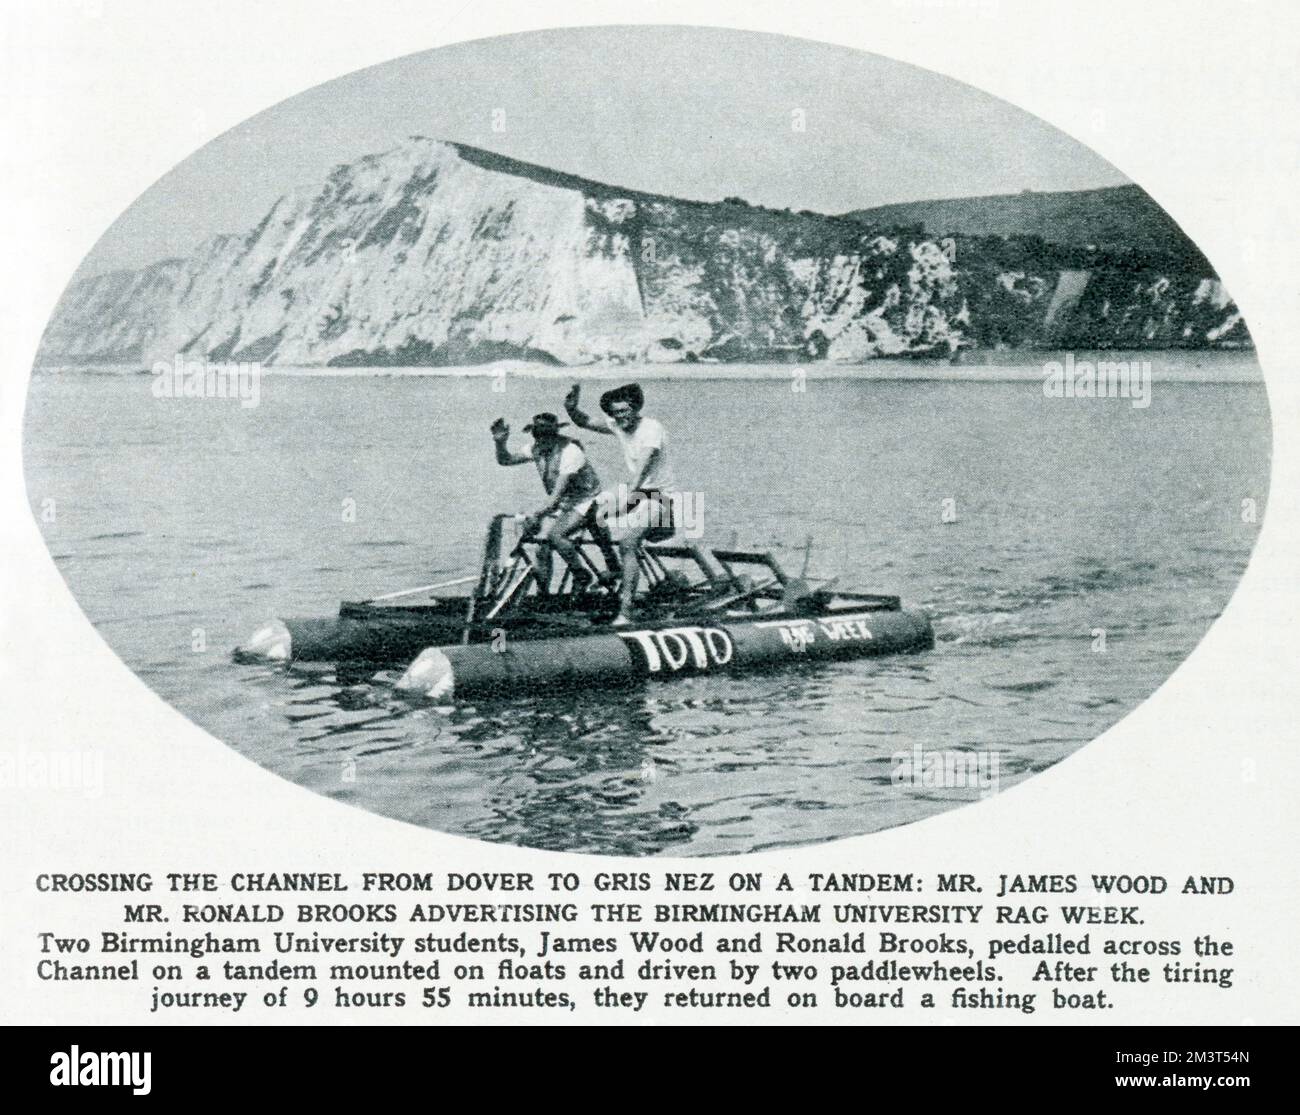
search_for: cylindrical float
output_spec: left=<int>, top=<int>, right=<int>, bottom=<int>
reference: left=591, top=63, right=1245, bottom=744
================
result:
left=281, top=615, right=448, bottom=664
left=395, top=608, right=934, bottom=701
left=236, top=610, right=465, bottom=665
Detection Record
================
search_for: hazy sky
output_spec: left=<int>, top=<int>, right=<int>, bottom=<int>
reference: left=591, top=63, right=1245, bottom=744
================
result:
left=82, top=26, right=1127, bottom=275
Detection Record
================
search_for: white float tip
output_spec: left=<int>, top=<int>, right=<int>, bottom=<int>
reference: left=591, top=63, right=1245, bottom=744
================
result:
left=396, top=647, right=455, bottom=702
left=238, top=619, right=292, bottom=662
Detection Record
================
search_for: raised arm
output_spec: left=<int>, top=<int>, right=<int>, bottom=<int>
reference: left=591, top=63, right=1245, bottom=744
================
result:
left=564, top=384, right=614, bottom=435
left=490, top=419, right=533, bottom=466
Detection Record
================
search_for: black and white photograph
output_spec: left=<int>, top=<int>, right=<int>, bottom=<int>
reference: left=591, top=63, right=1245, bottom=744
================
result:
left=2, top=0, right=1297, bottom=1061
left=24, top=24, right=1269, bottom=855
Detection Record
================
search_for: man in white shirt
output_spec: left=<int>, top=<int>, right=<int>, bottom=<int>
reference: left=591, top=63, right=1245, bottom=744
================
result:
left=490, top=412, right=614, bottom=593
left=564, top=382, right=676, bottom=625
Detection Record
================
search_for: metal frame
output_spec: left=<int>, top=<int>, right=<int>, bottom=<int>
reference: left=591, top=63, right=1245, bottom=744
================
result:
left=468, top=513, right=903, bottom=624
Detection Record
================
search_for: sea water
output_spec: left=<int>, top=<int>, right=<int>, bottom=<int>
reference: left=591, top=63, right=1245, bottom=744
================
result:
left=22, top=353, right=1270, bottom=855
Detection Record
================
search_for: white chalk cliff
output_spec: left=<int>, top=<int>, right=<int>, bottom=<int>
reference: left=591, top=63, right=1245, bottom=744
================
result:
left=38, top=138, right=1248, bottom=366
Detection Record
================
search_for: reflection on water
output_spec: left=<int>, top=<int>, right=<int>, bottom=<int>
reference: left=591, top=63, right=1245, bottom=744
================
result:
left=24, top=359, right=1270, bottom=855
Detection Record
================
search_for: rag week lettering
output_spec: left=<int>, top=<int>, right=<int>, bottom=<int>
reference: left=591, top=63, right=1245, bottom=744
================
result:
left=758, top=614, right=876, bottom=652
left=618, top=613, right=878, bottom=672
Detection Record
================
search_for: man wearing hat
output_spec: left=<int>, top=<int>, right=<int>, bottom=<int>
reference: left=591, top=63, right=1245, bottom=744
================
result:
left=563, top=381, right=676, bottom=625
left=490, top=412, right=613, bottom=592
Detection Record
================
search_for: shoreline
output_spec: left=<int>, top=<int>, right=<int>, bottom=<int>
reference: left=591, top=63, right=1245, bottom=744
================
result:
left=31, top=350, right=1266, bottom=385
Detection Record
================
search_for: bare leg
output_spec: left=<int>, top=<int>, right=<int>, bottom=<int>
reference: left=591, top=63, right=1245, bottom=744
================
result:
left=588, top=516, right=621, bottom=581
left=532, top=538, right=555, bottom=595
left=584, top=491, right=622, bottom=584
left=614, top=522, right=650, bottom=622
left=546, top=505, right=592, bottom=587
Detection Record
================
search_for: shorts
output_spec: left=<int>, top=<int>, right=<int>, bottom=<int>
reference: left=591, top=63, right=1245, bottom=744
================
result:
left=598, top=487, right=675, bottom=541
left=553, top=493, right=599, bottom=518
left=536, top=496, right=598, bottom=540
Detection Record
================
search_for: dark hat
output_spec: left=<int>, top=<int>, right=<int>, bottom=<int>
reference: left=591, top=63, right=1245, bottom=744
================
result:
left=523, top=412, right=567, bottom=436
left=599, top=382, right=645, bottom=415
